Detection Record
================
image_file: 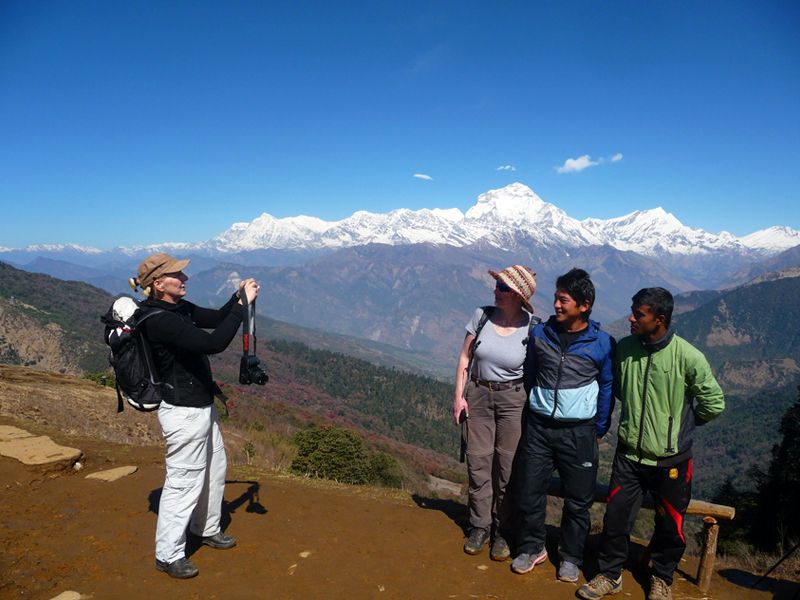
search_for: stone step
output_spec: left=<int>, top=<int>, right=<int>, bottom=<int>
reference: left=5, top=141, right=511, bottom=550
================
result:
left=85, top=466, right=138, bottom=482
left=0, top=425, right=82, bottom=468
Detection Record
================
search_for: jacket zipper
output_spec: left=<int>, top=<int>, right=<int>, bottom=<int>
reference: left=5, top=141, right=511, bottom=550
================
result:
left=666, top=416, right=675, bottom=454
left=551, top=352, right=567, bottom=418
left=636, top=352, right=653, bottom=462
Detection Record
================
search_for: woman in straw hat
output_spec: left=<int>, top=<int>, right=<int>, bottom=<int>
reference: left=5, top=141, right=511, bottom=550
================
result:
left=131, top=252, right=259, bottom=579
left=453, top=265, right=538, bottom=560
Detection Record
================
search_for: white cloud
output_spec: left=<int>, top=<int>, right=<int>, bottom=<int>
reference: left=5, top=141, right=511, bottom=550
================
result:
left=556, top=155, right=599, bottom=174
left=610, top=152, right=623, bottom=163
left=413, top=173, right=433, bottom=181
left=496, top=165, right=516, bottom=171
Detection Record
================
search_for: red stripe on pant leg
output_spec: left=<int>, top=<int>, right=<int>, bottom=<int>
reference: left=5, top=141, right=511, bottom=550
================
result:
left=661, top=497, right=685, bottom=543
left=607, top=485, right=621, bottom=503
left=686, top=458, right=693, bottom=483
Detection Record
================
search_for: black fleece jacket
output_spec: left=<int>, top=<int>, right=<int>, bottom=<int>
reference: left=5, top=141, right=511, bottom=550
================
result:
left=141, top=293, right=243, bottom=407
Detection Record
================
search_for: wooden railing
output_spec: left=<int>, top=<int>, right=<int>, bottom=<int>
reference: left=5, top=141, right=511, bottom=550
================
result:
left=546, top=478, right=735, bottom=593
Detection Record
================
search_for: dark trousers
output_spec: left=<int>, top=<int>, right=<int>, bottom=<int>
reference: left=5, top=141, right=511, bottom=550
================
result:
left=515, top=416, right=598, bottom=565
left=597, top=452, right=692, bottom=585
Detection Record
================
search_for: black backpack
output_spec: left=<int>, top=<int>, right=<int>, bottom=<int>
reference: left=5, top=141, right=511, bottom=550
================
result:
left=100, top=297, right=165, bottom=412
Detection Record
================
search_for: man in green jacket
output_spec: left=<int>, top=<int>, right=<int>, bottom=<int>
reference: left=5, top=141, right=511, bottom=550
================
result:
left=578, top=288, right=725, bottom=600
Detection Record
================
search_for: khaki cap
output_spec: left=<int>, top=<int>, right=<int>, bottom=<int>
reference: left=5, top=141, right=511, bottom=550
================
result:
left=136, top=252, right=190, bottom=290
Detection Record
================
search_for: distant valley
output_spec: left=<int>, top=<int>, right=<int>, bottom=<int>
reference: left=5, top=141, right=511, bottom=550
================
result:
left=2, top=256, right=799, bottom=498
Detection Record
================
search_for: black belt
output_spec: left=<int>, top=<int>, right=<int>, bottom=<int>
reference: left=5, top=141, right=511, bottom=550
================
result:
left=470, top=376, right=523, bottom=391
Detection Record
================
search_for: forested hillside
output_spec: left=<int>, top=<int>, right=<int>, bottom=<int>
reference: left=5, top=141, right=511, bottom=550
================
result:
left=0, top=261, right=109, bottom=373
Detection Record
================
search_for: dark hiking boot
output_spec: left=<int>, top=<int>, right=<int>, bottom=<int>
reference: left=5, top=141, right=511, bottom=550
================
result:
left=201, top=531, right=237, bottom=549
left=577, top=574, right=622, bottom=599
left=155, top=557, right=199, bottom=579
left=490, top=536, right=511, bottom=561
left=463, top=527, right=489, bottom=555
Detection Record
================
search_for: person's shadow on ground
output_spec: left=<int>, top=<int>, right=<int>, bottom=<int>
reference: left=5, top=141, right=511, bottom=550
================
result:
left=411, top=494, right=469, bottom=535
left=718, top=569, right=800, bottom=600
left=148, top=480, right=268, bottom=557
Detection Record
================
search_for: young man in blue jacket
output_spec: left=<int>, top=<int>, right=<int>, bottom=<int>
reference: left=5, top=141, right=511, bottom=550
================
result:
left=513, top=268, right=614, bottom=583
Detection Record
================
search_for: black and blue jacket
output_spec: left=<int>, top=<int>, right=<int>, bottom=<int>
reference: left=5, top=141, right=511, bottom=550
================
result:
left=523, top=317, right=615, bottom=437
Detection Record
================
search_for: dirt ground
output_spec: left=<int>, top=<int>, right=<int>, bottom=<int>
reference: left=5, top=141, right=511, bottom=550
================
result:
left=1, top=416, right=798, bottom=600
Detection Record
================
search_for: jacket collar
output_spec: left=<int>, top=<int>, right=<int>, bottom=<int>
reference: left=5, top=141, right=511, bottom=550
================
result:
left=141, top=297, right=188, bottom=312
left=639, top=329, right=674, bottom=353
left=543, top=316, right=600, bottom=343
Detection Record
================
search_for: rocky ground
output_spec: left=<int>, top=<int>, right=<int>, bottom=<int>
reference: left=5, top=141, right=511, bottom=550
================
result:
left=1, top=366, right=797, bottom=600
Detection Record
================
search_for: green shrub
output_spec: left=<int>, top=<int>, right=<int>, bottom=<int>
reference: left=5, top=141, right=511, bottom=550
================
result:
left=291, top=425, right=372, bottom=485
left=84, top=371, right=116, bottom=387
left=243, top=441, right=256, bottom=465
left=369, top=451, right=404, bottom=488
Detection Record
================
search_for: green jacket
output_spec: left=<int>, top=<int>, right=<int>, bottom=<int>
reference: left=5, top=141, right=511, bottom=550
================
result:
left=615, top=331, right=725, bottom=466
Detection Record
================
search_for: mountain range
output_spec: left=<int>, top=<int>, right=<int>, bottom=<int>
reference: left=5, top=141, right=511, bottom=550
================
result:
left=4, top=184, right=800, bottom=259
left=3, top=182, right=799, bottom=370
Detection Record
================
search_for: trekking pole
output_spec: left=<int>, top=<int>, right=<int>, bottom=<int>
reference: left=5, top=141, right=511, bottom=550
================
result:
left=459, top=409, right=468, bottom=463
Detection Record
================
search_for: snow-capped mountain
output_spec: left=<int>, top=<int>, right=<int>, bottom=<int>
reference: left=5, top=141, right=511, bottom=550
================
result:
left=7, top=243, right=104, bottom=254
left=2, top=183, right=797, bottom=260
left=581, top=208, right=742, bottom=255
left=207, top=183, right=602, bottom=253
left=739, top=226, right=800, bottom=253
left=205, top=182, right=797, bottom=257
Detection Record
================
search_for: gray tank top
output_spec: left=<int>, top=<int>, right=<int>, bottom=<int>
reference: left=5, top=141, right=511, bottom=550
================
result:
left=465, top=307, right=530, bottom=382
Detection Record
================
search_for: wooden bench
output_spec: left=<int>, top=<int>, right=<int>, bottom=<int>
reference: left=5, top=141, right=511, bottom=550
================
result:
left=546, top=478, right=735, bottom=593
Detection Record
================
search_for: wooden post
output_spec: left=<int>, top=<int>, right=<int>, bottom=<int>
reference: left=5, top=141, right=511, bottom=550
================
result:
left=697, top=516, right=719, bottom=593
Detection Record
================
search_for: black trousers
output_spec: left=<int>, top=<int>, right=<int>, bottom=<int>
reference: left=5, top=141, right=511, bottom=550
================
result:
left=597, top=452, right=692, bottom=585
left=514, top=417, right=598, bottom=565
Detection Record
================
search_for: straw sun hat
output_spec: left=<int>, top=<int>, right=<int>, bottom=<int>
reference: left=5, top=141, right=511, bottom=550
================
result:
left=488, top=265, right=537, bottom=313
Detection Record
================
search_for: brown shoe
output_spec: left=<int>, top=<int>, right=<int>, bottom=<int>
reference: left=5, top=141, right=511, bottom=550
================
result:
left=648, top=575, right=672, bottom=600
left=577, top=574, right=622, bottom=599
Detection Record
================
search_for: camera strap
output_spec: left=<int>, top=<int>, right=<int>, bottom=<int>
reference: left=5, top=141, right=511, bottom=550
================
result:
left=240, top=292, right=258, bottom=359
left=238, top=289, right=269, bottom=386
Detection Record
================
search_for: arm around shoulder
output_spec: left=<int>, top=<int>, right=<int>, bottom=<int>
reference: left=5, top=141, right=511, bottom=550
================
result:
left=594, top=333, right=615, bottom=437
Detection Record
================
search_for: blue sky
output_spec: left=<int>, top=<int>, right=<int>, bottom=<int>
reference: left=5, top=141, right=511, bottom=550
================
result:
left=1, top=1, right=798, bottom=248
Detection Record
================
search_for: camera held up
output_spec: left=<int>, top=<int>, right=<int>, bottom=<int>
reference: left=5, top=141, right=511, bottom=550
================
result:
left=238, top=288, right=268, bottom=386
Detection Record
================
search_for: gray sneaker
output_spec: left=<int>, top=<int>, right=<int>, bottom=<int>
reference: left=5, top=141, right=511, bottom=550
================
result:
left=463, top=527, right=489, bottom=555
left=558, top=560, right=580, bottom=582
left=511, top=548, right=548, bottom=574
left=648, top=575, right=672, bottom=600
left=490, top=536, right=511, bottom=561
left=577, top=574, right=622, bottom=599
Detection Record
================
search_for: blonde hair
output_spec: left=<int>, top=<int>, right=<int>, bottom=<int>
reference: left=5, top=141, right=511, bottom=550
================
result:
left=128, top=276, right=159, bottom=298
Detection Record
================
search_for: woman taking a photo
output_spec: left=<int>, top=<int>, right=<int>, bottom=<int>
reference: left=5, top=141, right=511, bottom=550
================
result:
left=132, top=252, right=259, bottom=579
left=453, top=265, right=537, bottom=560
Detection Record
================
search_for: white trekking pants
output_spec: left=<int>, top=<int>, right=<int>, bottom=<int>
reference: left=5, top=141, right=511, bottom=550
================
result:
left=155, top=402, right=227, bottom=564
